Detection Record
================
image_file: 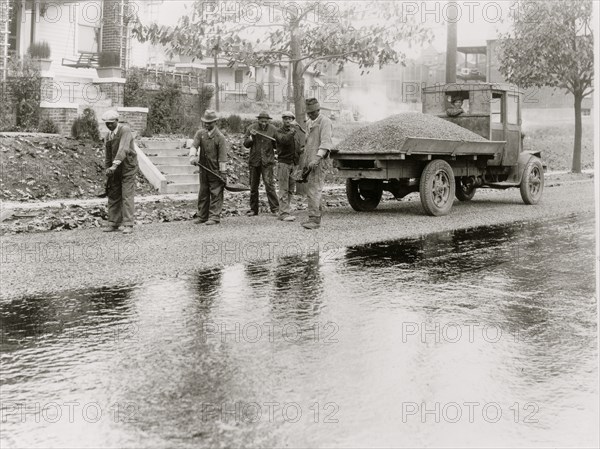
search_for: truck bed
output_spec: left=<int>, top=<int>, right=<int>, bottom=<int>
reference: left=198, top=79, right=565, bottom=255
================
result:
left=331, top=136, right=506, bottom=159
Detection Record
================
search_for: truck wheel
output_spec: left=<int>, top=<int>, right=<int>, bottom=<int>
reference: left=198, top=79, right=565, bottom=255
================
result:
left=520, top=157, right=544, bottom=204
left=346, top=179, right=383, bottom=211
left=455, top=177, right=477, bottom=201
left=419, top=160, right=455, bottom=216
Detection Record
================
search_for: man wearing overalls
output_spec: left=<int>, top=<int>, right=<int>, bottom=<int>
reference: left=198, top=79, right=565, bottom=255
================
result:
left=102, top=110, right=138, bottom=234
left=301, top=98, right=333, bottom=230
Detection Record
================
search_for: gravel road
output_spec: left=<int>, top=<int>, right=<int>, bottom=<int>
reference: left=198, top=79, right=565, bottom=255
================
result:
left=1, top=179, right=596, bottom=299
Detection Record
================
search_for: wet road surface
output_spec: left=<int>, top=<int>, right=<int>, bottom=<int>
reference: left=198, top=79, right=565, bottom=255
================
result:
left=1, top=214, right=597, bottom=448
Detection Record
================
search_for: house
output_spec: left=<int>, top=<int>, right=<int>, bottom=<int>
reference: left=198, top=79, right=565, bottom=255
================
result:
left=1, top=0, right=148, bottom=134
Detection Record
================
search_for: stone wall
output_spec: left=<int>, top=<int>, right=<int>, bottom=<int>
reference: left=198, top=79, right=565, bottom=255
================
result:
left=39, top=104, right=79, bottom=136
left=117, top=107, right=148, bottom=135
left=95, top=79, right=125, bottom=107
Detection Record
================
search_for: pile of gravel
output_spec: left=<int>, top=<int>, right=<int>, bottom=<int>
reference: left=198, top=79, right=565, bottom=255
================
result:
left=335, top=112, right=487, bottom=154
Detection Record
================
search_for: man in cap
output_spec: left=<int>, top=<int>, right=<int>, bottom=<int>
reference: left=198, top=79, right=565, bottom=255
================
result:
left=274, top=110, right=304, bottom=221
left=189, top=109, right=229, bottom=225
left=300, top=98, right=333, bottom=230
left=243, top=111, right=279, bottom=216
left=102, top=110, right=138, bottom=234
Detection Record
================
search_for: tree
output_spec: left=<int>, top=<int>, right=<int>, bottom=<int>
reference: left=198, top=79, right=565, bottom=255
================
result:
left=132, top=0, right=431, bottom=125
left=497, top=0, right=593, bottom=173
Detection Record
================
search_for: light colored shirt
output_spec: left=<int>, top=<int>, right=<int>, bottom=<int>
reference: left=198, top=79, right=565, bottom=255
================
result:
left=306, top=113, right=333, bottom=158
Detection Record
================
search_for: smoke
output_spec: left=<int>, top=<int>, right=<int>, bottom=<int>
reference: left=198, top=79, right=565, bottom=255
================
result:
left=341, top=86, right=421, bottom=122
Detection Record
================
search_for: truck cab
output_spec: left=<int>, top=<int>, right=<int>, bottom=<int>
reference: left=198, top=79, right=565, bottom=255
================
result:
left=422, top=83, right=524, bottom=167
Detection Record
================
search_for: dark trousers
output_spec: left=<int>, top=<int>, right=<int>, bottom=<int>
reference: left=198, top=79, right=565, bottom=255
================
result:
left=107, top=171, right=136, bottom=227
left=197, top=170, right=224, bottom=222
left=249, top=164, right=279, bottom=214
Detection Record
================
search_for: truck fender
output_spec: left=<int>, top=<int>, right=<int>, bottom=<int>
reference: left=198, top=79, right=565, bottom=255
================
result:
left=506, top=152, right=543, bottom=184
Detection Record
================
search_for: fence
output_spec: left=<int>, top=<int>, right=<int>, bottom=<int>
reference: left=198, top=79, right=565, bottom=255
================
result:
left=127, top=65, right=207, bottom=91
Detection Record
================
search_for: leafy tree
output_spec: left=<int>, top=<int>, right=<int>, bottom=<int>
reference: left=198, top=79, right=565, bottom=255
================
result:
left=133, top=0, right=431, bottom=124
left=497, top=0, right=593, bottom=173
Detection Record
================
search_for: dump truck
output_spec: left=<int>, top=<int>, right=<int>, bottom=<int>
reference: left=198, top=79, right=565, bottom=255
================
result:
left=330, top=83, right=544, bottom=216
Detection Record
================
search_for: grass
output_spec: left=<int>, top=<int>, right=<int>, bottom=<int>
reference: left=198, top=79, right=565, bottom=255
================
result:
left=523, top=121, right=594, bottom=171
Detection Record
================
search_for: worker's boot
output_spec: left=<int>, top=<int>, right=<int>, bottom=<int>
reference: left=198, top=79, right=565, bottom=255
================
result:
left=301, top=216, right=321, bottom=230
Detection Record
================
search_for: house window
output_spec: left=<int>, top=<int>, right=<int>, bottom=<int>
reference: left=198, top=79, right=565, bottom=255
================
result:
left=234, top=69, right=244, bottom=84
left=77, top=1, right=101, bottom=53
left=279, top=66, right=287, bottom=78
left=206, top=68, right=212, bottom=83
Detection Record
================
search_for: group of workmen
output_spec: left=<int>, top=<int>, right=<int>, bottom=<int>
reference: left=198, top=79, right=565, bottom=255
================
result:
left=100, top=97, right=333, bottom=233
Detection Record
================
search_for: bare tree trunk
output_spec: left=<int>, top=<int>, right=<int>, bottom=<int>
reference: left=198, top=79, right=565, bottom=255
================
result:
left=571, top=91, right=582, bottom=173
left=290, top=18, right=306, bottom=195
left=213, top=51, right=220, bottom=112
left=290, top=19, right=305, bottom=128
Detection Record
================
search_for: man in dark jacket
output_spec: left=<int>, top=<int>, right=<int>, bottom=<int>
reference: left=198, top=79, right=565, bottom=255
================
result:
left=275, top=110, right=304, bottom=221
left=188, top=110, right=229, bottom=225
left=102, top=110, right=138, bottom=234
left=243, top=111, right=279, bottom=216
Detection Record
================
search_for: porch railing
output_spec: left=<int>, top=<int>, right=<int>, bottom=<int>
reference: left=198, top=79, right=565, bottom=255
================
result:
left=0, top=0, right=10, bottom=82
left=128, top=65, right=207, bottom=90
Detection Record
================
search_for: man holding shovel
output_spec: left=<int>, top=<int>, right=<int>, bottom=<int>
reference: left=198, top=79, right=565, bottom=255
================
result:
left=189, top=110, right=228, bottom=225
left=243, top=111, right=279, bottom=216
left=102, top=110, right=138, bottom=234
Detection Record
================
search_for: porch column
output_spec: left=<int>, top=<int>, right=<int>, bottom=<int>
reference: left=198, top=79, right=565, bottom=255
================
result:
left=101, top=0, right=129, bottom=69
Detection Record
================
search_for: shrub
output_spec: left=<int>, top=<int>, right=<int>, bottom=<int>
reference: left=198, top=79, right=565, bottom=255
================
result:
left=124, top=68, right=149, bottom=107
left=7, top=58, right=41, bottom=130
left=38, top=118, right=60, bottom=134
left=198, top=84, right=214, bottom=117
left=0, top=82, right=16, bottom=131
left=98, top=51, right=120, bottom=68
left=71, top=108, right=100, bottom=141
left=147, top=79, right=183, bottom=134
left=182, top=116, right=199, bottom=138
left=227, top=114, right=242, bottom=133
left=27, top=41, right=51, bottom=59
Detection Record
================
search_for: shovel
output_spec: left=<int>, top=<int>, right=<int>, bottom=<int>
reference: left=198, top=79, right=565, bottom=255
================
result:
left=196, top=162, right=250, bottom=192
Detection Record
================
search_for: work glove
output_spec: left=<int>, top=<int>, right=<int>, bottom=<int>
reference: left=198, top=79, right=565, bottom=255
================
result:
left=296, top=166, right=312, bottom=183
left=105, top=166, right=116, bottom=177
left=308, top=157, right=321, bottom=170
left=189, top=156, right=199, bottom=166
left=219, top=171, right=228, bottom=180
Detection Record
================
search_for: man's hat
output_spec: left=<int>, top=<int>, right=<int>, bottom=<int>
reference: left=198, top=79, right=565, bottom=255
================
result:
left=101, top=110, right=119, bottom=122
left=281, top=110, right=295, bottom=119
left=257, top=111, right=272, bottom=120
left=201, top=109, right=218, bottom=123
left=305, top=98, right=320, bottom=113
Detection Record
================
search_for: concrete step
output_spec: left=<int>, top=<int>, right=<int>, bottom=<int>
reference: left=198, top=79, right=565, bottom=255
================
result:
left=159, top=165, right=198, bottom=175
left=141, top=140, right=184, bottom=150
left=165, top=174, right=199, bottom=184
left=142, top=148, right=188, bottom=157
left=165, top=183, right=199, bottom=194
left=149, top=156, right=187, bottom=165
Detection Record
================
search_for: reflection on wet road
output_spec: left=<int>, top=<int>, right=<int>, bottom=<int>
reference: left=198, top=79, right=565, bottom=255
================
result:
left=1, top=214, right=597, bottom=448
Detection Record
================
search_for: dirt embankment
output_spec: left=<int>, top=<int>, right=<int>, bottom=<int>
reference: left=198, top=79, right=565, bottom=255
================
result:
left=0, top=134, right=155, bottom=201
